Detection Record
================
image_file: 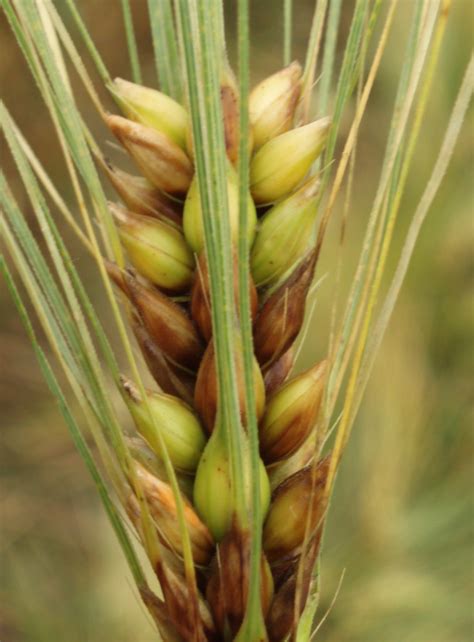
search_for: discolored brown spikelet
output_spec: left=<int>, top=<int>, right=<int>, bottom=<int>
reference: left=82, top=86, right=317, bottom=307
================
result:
left=105, top=114, right=194, bottom=195
left=259, top=359, right=327, bottom=463
left=266, top=531, right=323, bottom=642
left=263, top=455, right=330, bottom=563
left=131, top=313, right=195, bottom=405
left=106, top=261, right=204, bottom=370
left=193, top=341, right=218, bottom=431
left=220, top=70, right=240, bottom=165
left=140, top=586, right=186, bottom=642
left=263, top=346, right=296, bottom=396
left=206, top=524, right=274, bottom=636
left=129, top=464, right=214, bottom=565
left=191, top=251, right=258, bottom=342
left=126, top=435, right=194, bottom=498
left=186, top=64, right=249, bottom=166
left=102, top=160, right=183, bottom=224
left=254, top=249, right=317, bottom=368
left=190, top=254, right=213, bottom=342
left=194, top=339, right=265, bottom=432
left=155, top=563, right=217, bottom=642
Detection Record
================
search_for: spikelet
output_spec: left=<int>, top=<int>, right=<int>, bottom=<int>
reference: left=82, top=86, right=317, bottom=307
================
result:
left=130, top=313, right=195, bottom=405
left=121, top=377, right=206, bottom=473
left=191, top=251, right=258, bottom=342
left=206, top=525, right=274, bottom=635
left=102, top=160, right=183, bottom=224
left=106, top=114, right=193, bottom=195
left=126, top=435, right=194, bottom=498
left=219, top=64, right=241, bottom=165
left=131, top=463, right=214, bottom=565
left=259, top=360, right=327, bottom=463
left=186, top=63, right=249, bottom=164
left=263, top=346, right=295, bottom=396
left=250, top=117, right=330, bottom=204
left=183, top=162, right=257, bottom=253
left=193, top=430, right=271, bottom=541
left=254, top=249, right=317, bottom=367
left=106, top=262, right=204, bottom=370
left=249, top=61, right=302, bottom=148
left=113, top=78, right=188, bottom=149
left=194, top=337, right=266, bottom=433
left=109, top=202, right=194, bottom=291
left=139, top=587, right=186, bottom=642
left=266, top=522, right=324, bottom=641
left=103, top=62, right=332, bottom=640
left=155, top=562, right=217, bottom=641
left=263, top=456, right=330, bottom=562
left=251, top=175, right=321, bottom=287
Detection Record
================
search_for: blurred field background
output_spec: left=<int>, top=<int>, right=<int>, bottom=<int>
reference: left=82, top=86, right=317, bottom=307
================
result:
left=1, top=1, right=473, bottom=641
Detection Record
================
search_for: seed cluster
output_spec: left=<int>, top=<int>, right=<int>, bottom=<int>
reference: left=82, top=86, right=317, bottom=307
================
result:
left=104, top=62, right=331, bottom=641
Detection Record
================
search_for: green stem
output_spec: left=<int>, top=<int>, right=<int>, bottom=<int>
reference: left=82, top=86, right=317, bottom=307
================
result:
left=174, top=0, right=247, bottom=522
left=236, top=1, right=266, bottom=638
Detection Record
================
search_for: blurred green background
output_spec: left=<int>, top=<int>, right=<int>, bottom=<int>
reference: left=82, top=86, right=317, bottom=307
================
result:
left=1, top=1, right=472, bottom=641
